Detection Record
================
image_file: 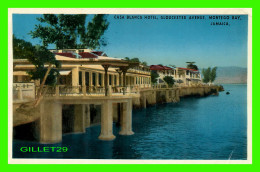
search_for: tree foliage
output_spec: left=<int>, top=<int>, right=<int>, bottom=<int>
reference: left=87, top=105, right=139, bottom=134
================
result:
left=202, top=67, right=217, bottom=83
left=186, top=62, right=198, bottom=70
left=30, top=14, right=109, bottom=49
left=163, top=76, right=175, bottom=86
left=124, top=57, right=148, bottom=66
left=81, top=14, right=109, bottom=49
left=13, top=35, right=60, bottom=85
left=169, top=64, right=176, bottom=68
left=202, top=67, right=211, bottom=83
left=210, top=67, right=217, bottom=83
left=151, top=71, right=159, bottom=84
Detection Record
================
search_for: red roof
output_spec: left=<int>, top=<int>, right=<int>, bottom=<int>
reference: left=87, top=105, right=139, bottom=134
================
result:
left=91, top=51, right=104, bottom=56
left=178, top=67, right=198, bottom=72
left=55, top=52, right=98, bottom=59
left=150, top=65, right=173, bottom=71
left=78, top=52, right=98, bottom=58
left=55, top=53, right=74, bottom=58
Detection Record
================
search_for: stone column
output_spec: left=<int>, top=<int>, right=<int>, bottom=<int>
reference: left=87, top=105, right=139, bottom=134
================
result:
left=101, top=73, right=105, bottom=87
left=73, top=105, right=85, bottom=133
left=89, top=71, right=93, bottom=87
left=111, top=75, right=115, bottom=87
left=82, top=71, right=86, bottom=95
left=102, top=65, right=110, bottom=96
left=85, top=104, right=91, bottom=127
left=39, top=100, right=62, bottom=143
left=82, top=71, right=86, bottom=86
left=98, top=100, right=116, bottom=140
left=121, top=67, right=128, bottom=95
left=116, top=75, right=119, bottom=86
left=72, top=67, right=79, bottom=86
left=134, top=76, right=136, bottom=86
left=119, top=99, right=134, bottom=135
left=121, top=75, right=124, bottom=86
left=89, top=71, right=93, bottom=92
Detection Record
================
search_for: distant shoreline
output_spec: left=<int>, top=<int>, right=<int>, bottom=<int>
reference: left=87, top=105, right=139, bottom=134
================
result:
left=216, top=83, right=247, bottom=85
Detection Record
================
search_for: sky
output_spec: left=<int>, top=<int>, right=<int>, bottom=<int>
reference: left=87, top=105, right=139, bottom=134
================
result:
left=12, top=14, right=248, bottom=68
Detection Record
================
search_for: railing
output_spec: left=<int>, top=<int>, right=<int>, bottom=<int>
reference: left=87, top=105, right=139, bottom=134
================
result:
left=151, top=83, right=210, bottom=89
left=13, top=82, right=35, bottom=101
left=36, top=85, right=141, bottom=97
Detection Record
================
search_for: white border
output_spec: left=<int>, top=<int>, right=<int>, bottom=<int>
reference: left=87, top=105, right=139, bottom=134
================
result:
left=8, top=8, right=252, bottom=164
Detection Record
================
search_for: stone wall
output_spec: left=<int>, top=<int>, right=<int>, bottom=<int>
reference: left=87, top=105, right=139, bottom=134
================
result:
left=134, top=85, right=222, bottom=109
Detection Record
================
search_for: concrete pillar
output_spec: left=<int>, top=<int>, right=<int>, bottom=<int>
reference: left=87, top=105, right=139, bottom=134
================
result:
left=102, top=65, right=110, bottom=96
left=119, top=99, right=134, bottom=135
left=122, top=68, right=128, bottom=95
left=89, top=71, right=93, bottom=87
left=99, top=100, right=115, bottom=140
left=82, top=71, right=86, bottom=86
left=116, top=75, right=119, bottom=86
left=39, top=100, right=62, bottom=143
left=73, top=105, right=85, bottom=133
left=112, top=103, right=118, bottom=122
left=101, top=73, right=105, bottom=87
left=85, top=104, right=91, bottom=127
left=72, top=67, right=79, bottom=86
left=111, top=75, right=115, bottom=87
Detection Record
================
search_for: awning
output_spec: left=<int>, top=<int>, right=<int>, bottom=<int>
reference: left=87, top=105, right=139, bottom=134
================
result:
left=59, top=70, right=71, bottom=75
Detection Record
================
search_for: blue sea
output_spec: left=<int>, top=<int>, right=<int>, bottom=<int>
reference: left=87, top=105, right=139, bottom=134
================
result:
left=13, top=84, right=247, bottom=160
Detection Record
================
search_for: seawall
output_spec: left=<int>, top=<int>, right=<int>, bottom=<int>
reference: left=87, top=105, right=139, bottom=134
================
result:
left=133, top=85, right=223, bottom=109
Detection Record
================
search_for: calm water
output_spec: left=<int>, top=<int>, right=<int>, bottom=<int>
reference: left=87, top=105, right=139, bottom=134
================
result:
left=13, top=84, right=247, bottom=159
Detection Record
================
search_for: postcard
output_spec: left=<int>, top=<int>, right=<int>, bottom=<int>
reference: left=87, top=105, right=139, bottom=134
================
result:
left=8, top=8, right=252, bottom=164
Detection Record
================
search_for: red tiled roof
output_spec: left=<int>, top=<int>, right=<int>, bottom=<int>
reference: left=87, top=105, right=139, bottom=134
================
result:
left=55, top=53, right=74, bottom=58
left=91, top=51, right=104, bottom=56
left=55, top=52, right=98, bottom=59
left=78, top=52, right=98, bottom=58
left=178, top=67, right=198, bottom=72
left=150, top=65, right=173, bottom=70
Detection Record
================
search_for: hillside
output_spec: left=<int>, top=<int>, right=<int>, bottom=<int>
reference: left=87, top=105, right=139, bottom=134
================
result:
left=213, top=66, right=247, bottom=84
